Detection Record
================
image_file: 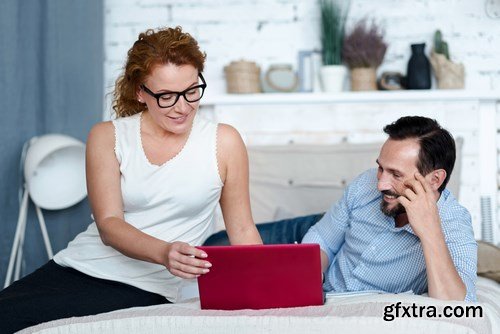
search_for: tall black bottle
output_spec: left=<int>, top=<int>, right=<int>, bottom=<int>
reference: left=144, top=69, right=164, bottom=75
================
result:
left=406, top=43, right=431, bottom=89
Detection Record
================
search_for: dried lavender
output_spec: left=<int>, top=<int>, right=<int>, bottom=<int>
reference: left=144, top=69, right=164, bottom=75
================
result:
left=342, top=20, right=388, bottom=68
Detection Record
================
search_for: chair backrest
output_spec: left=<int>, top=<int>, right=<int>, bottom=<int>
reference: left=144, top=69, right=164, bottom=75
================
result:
left=248, top=138, right=462, bottom=223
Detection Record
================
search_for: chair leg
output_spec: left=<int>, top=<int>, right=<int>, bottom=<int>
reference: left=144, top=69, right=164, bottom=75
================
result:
left=4, top=190, right=29, bottom=288
left=35, top=205, right=54, bottom=258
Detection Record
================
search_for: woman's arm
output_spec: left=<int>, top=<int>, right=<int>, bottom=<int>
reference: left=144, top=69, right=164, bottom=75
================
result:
left=217, top=124, right=263, bottom=245
left=86, top=122, right=210, bottom=278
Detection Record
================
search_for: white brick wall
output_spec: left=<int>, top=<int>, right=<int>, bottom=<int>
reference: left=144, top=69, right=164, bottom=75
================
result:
left=105, top=0, right=500, bottom=115
left=104, top=0, right=500, bottom=243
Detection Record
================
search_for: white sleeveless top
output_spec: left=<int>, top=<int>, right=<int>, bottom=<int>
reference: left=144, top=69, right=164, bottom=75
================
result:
left=54, top=112, right=223, bottom=302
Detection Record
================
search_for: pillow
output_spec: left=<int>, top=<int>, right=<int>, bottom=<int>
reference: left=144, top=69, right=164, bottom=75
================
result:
left=477, top=240, right=500, bottom=283
left=273, top=206, right=295, bottom=221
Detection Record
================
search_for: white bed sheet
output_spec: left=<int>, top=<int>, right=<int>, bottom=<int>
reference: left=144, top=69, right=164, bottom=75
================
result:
left=19, top=277, right=499, bottom=334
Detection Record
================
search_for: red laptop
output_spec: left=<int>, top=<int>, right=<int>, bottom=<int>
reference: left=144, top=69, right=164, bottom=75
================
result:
left=196, top=244, right=324, bottom=310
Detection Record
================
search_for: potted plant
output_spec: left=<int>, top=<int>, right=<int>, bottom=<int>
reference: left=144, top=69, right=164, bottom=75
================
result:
left=319, top=0, right=349, bottom=92
left=342, top=19, right=387, bottom=91
left=430, top=30, right=464, bottom=89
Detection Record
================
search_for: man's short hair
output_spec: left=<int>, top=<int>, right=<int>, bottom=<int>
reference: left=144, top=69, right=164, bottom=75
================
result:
left=383, top=116, right=456, bottom=192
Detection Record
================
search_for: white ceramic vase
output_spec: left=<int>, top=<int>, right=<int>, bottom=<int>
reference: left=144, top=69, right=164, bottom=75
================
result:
left=320, top=65, right=347, bottom=92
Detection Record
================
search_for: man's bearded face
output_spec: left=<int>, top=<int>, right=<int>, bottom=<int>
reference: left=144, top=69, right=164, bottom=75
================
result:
left=380, top=190, right=406, bottom=217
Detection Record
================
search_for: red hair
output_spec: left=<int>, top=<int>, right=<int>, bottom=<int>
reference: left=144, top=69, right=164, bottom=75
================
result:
left=112, top=26, right=206, bottom=118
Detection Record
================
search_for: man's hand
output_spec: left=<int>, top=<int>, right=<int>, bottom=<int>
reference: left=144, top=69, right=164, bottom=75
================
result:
left=396, top=172, right=441, bottom=240
left=397, top=172, right=467, bottom=301
left=163, top=242, right=212, bottom=279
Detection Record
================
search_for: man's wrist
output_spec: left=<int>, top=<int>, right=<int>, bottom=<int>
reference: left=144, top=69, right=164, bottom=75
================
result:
left=418, top=224, right=445, bottom=245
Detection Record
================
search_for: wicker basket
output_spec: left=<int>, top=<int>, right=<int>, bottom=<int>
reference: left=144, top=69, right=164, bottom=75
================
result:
left=350, top=67, right=377, bottom=91
left=224, top=60, right=261, bottom=94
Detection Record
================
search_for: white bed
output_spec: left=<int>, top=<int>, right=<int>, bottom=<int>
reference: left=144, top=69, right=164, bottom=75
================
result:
left=19, top=276, right=499, bottom=334
left=20, top=141, right=500, bottom=334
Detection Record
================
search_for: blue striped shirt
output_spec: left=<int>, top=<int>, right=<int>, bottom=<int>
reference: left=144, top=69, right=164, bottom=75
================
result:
left=302, top=168, right=477, bottom=302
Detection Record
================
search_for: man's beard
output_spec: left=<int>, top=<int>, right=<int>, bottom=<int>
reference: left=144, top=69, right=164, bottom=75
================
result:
left=380, top=190, right=406, bottom=217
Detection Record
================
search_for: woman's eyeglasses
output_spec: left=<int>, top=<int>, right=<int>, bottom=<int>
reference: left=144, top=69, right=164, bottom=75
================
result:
left=141, top=73, right=207, bottom=108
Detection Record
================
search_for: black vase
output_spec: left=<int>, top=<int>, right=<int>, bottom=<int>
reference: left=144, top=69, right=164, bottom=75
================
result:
left=406, top=43, right=431, bottom=89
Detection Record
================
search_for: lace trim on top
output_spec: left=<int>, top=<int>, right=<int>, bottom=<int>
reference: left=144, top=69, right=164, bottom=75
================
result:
left=214, top=124, right=224, bottom=186
left=137, top=111, right=195, bottom=168
left=111, top=119, right=121, bottom=164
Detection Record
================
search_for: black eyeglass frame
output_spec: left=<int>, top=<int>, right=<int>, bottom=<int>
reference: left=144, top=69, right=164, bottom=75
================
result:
left=140, top=73, right=207, bottom=108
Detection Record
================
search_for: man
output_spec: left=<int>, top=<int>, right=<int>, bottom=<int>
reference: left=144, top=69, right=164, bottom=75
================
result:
left=302, top=116, right=477, bottom=301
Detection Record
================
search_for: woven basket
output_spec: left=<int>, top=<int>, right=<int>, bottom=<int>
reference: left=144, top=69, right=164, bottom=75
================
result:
left=224, top=60, right=261, bottom=94
left=350, top=67, right=377, bottom=91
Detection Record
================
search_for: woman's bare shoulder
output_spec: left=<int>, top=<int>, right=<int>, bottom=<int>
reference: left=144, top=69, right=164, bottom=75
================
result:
left=217, top=123, right=244, bottom=149
left=87, top=121, right=115, bottom=148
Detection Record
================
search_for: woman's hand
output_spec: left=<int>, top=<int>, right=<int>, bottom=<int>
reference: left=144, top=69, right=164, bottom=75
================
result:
left=163, top=242, right=212, bottom=279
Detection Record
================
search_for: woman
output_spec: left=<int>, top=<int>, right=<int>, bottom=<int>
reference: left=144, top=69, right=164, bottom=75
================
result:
left=0, top=26, right=262, bottom=333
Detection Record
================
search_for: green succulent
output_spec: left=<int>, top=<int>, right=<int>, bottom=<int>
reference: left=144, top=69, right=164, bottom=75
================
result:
left=434, top=30, right=450, bottom=60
